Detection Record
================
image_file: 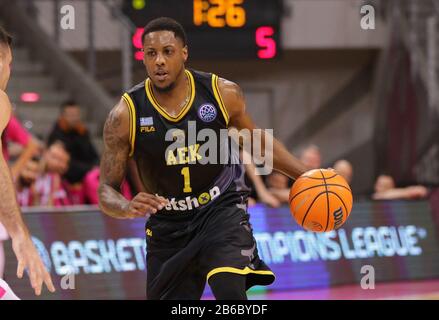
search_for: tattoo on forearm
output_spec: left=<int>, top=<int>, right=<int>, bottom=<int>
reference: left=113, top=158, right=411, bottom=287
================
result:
left=98, top=106, right=131, bottom=217
left=101, top=108, right=129, bottom=186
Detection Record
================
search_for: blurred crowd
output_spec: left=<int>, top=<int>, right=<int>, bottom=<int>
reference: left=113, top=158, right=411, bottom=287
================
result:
left=244, top=144, right=429, bottom=208
left=0, top=101, right=431, bottom=279
left=1, top=101, right=430, bottom=210
left=2, top=100, right=132, bottom=208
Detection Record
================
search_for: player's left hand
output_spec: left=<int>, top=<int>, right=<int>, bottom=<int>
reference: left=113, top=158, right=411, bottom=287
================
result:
left=12, top=234, right=56, bottom=296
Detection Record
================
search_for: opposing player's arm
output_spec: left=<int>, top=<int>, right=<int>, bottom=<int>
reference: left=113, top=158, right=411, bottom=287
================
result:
left=98, top=98, right=167, bottom=219
left=217, top=78, right=308, bottom=180
left=0, top=90, right=22, bottom=235
left=0, top=89, right=11, bottom=133
left=0, top=91, right=55, bottom=295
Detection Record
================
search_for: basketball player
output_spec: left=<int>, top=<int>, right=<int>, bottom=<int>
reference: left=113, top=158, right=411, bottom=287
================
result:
left=98, top=17, right=308, bottom=300
left=0, top=26, right=55, bottom=298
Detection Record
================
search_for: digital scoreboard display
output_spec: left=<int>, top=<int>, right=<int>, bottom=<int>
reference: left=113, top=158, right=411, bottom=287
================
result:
left=122, top=0, right=283, bottom=60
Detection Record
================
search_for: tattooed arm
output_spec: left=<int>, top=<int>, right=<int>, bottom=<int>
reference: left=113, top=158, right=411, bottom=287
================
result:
left=0, top=90, right=55, bottom=295
left=98, top=99, right=167, bottom=219
left=218, top=78, right=308, bottom=180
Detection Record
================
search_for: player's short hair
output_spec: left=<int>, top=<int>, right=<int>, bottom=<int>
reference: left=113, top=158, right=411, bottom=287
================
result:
left=0, top=26, right=12, bottom=46
left=142, top=17, right=187, bottom=47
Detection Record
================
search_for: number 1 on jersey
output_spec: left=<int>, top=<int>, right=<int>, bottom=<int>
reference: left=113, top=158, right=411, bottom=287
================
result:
left=181, top=167, right=192, bottom=193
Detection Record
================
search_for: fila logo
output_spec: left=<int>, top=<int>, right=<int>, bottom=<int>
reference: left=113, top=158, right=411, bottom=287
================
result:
left=140, top=126, right=155, bottom=133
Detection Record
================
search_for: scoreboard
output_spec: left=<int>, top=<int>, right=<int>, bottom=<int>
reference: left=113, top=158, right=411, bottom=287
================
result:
left=122, top=0, right=284, bottom=59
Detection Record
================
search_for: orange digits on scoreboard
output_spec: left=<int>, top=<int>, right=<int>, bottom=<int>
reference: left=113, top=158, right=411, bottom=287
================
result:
left=194, top=0, right=246, bottom=28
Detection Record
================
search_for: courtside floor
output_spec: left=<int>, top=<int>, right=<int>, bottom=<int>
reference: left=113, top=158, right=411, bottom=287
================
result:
left=203, top=279, right=439, bottom=300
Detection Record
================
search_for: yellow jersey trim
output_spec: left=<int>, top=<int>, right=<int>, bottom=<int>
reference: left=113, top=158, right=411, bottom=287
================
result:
left=145, top=69, right=195, bottom=122
left=206, top=266, right=275, bottom=282
left=122, top=93, right=136, bottom=157
left=211, top=74, right=230, bottom=126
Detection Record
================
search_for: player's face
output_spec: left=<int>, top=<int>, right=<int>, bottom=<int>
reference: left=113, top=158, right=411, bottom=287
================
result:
left=143, top=31, right=188, bottom=91
left=0, top=45, right=12, bottom=91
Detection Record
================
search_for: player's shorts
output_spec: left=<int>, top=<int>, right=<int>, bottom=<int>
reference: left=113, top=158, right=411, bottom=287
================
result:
left=0, top=279, right=20, bottom=300
left=145, top=190, right=275, bottom=300
left=0, top=223, right=8, bottom=241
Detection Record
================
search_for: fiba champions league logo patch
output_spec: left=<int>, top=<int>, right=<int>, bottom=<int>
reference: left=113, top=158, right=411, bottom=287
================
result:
left=198, top=104, right=217, bottom=122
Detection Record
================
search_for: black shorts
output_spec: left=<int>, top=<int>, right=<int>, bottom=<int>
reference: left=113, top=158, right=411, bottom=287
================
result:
left=145, top=191, right=275, bottom=300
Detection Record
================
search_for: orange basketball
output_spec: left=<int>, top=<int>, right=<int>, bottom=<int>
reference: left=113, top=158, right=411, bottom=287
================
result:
left=289, top=169, right=353, bottom=233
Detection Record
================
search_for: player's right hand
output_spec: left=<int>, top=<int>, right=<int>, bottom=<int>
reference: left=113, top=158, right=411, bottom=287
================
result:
left=125, top=193, right=169, bottom=218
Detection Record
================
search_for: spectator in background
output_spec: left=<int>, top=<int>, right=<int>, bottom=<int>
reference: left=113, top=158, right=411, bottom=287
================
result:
left=372, top=174, right=428, bottom=200
left=300, top=144, right=322, bottom=170
left=38, top=142, right=71, bottom=206
left=1, top=114, right=40, bottom=180
left=243, top=158, right=281, bottom=208
left=16, top=158, right=41, bottom=207
left=47, top=100, right=99, bottom=185
left=18, top=142, right=72, bottom=207
left=333, top=159, right=353, bottom=184
left=83, top=167, right=132, bottom=205
left=266, top=172, right=290, bottom=203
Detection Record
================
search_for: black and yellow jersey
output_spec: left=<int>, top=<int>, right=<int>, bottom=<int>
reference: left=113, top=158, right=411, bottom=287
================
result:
left=122, top=69, right=249, bottom=214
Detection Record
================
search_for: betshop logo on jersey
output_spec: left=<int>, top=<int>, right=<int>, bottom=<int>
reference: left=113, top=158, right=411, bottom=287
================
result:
left=162, top=185, right=221, bottom=211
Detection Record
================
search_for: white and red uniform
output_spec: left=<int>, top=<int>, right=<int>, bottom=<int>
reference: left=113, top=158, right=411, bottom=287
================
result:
left=0, top=278, right=19, bottom=300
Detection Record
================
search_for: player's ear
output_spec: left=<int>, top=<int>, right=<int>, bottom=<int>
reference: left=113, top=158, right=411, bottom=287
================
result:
left=182, top=45, right=188, bottom=62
